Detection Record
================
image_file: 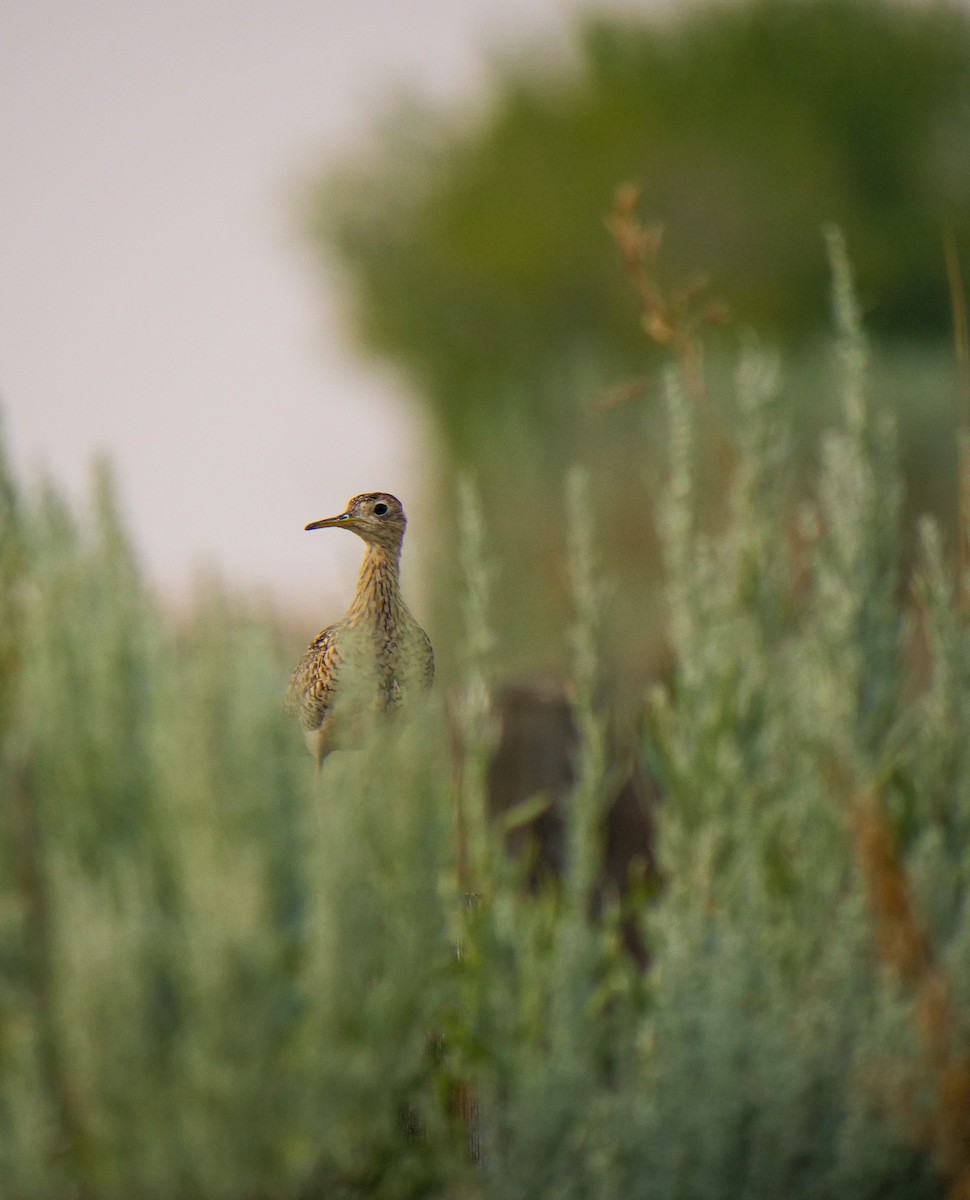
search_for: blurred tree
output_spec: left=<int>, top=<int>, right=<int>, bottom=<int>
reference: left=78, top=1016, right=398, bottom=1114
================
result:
left=309, top=0, right=970, bottom=682
left=312, top=0, right=970, bottom=458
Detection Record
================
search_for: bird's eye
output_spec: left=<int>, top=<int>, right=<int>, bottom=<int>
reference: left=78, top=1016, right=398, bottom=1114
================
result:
left=373, top=502, right=389, bottom=516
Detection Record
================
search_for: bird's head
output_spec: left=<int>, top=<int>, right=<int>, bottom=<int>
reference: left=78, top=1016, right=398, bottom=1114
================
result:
left=305, top=492, right=407, bottom=550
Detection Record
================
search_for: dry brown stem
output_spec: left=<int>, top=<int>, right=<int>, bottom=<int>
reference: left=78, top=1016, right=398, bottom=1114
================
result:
left=606, top=183, right=728, bottom=411
left=848, top=779, right=970, bottom=1198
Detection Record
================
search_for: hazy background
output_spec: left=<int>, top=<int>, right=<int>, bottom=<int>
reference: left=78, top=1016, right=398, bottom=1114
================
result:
left=5, top=7, right=970, bottom=1195
left=5, top=0, right=970, bottom=673
left=0, top=0, right=651, bottom=616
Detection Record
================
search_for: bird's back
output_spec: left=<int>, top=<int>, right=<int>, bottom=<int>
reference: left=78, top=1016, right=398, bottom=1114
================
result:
left=287, top=612, right=433, bottom=757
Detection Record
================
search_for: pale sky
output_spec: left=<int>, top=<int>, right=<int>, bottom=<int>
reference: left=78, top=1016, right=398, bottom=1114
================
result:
left=0, top=0, right=654, bottom=618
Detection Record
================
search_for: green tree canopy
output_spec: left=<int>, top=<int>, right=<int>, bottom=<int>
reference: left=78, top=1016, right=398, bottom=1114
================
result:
left=312, top=0, right=970, bottom=457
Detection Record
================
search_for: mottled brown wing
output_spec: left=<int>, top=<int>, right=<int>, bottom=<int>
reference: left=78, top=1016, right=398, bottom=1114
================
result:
left=286, top=623, right=343, bottom=732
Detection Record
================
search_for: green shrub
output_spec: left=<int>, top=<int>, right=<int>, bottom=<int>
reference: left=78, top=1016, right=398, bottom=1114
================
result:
left=1, top=237, right=969, bottom=1197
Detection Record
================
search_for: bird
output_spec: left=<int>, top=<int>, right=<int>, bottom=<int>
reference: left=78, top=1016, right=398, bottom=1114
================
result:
left=287, top=492, right=434, bottom=770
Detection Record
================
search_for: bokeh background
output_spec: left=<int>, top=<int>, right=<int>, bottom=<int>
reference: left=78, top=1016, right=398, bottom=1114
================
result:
left=5, top=3, right=970, bottom=1196
left=1, top=0, right=659, bottom=618
left=5, top=0, right=969, bottom=662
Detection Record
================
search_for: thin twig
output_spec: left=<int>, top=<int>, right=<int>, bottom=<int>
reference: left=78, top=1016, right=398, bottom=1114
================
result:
left=943, top=229, right=970, bottom=612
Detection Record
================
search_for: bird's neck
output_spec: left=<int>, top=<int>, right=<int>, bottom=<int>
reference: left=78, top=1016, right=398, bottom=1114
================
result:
left=347, top=542, right=404, bottom=627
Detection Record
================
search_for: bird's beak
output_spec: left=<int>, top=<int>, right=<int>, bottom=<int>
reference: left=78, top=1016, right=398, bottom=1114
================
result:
left=304, top=511, right=359, bottom=532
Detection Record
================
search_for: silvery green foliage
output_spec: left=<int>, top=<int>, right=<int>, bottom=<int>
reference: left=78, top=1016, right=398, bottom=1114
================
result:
left=641, top=236, right=948, bottom=1200
left=0, top=450, right=455, bottom=1197
left=0, top=239, right=964, bottom=1198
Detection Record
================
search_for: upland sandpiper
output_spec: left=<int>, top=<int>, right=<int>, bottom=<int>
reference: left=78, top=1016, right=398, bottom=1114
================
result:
left=287, top=492, right=434, bottom=769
